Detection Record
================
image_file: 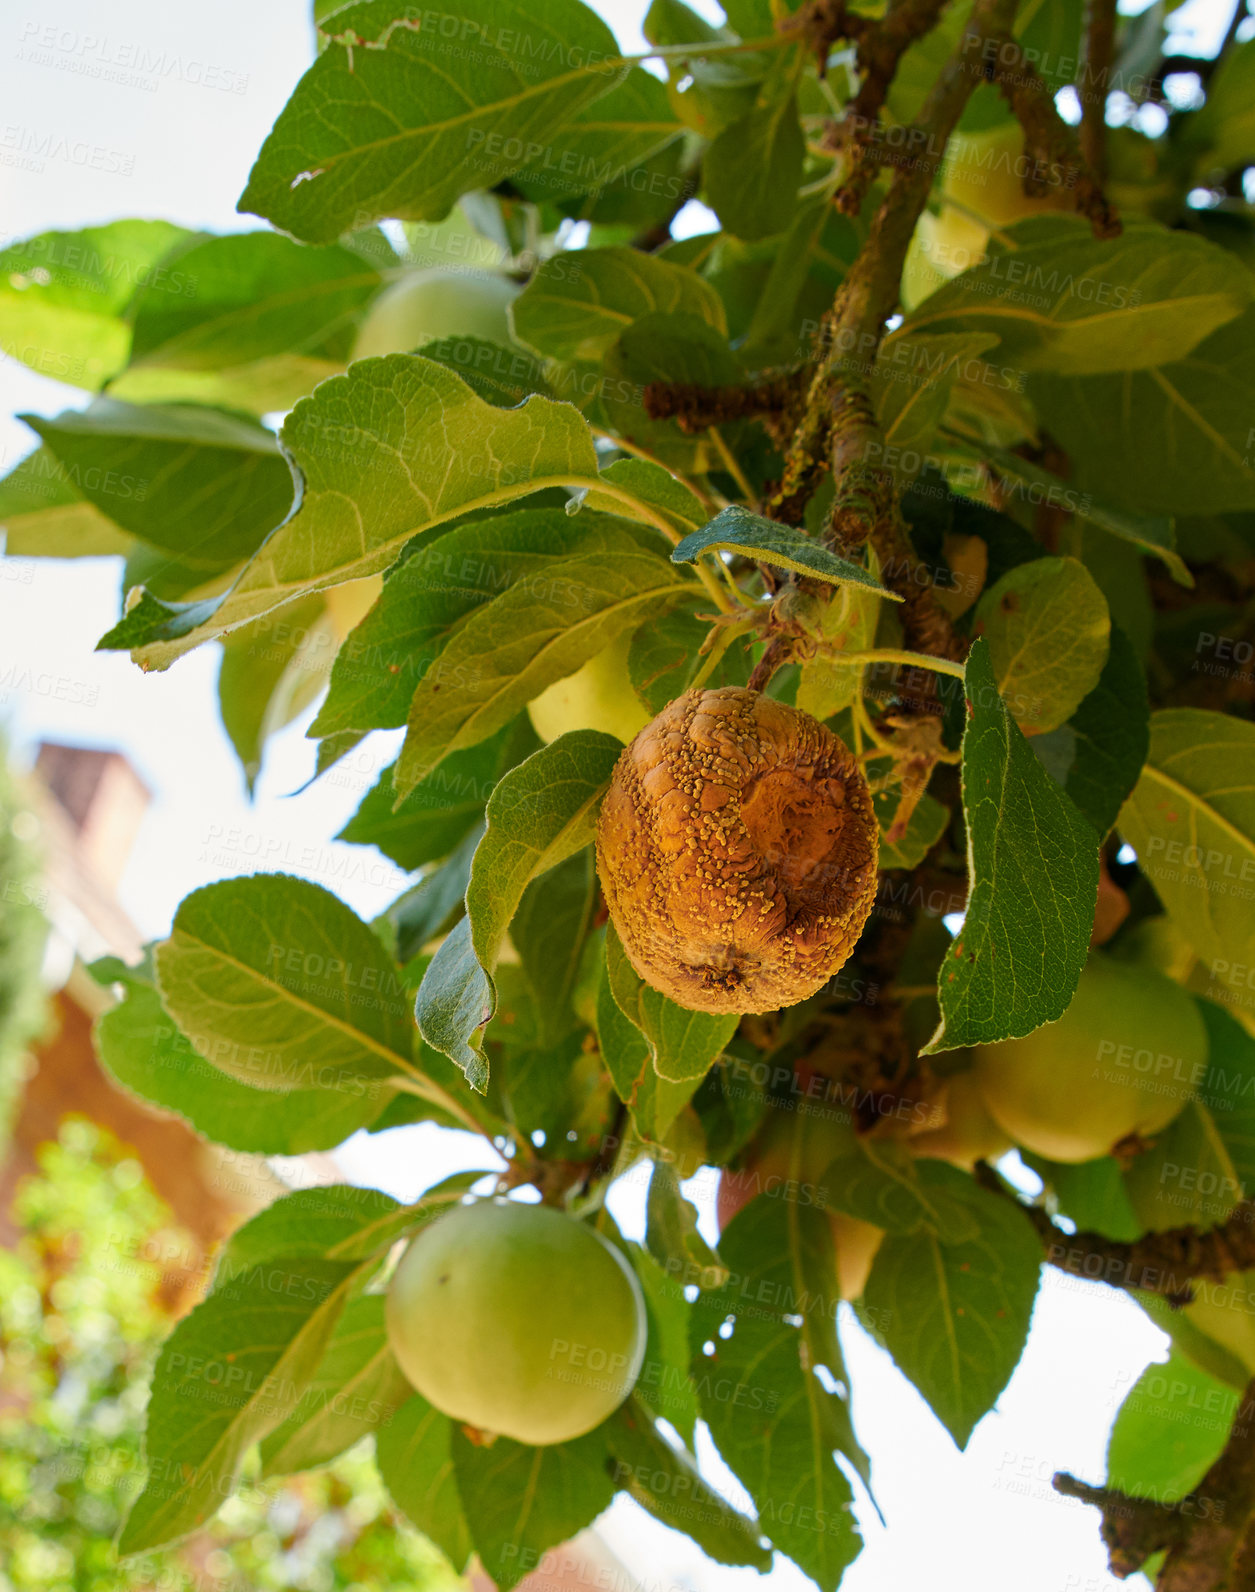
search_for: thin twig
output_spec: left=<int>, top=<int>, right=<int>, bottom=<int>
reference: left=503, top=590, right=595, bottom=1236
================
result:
left=1078, top=0, right=1117, bottom=181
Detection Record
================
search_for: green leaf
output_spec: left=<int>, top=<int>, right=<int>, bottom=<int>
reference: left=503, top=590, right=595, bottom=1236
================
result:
left=0, top=220, right=188, bottom=388
left=1194, top=1000, right=1255, bottom=1203
left=451, top=1425, right=616, bottom=1592
left=971, top=556, right=1110, bottom=736
left=672, top=506, right=899, bottom=596
left=1117, top=709, right=1255, bottom=970
left=22, top=400, right=292, bottom=571
left=606, top=1397, right=771, bottom=1568
left=1194, top=38, right=1255, bottom=173
left=1025, top=1152, right=1141, bottom=1241
left=1028, top=306, right=1255, bottom=514
left=512, top=245, right=726, bottom=363
left=383, top=828, right=483, bottom=964
left=903, top=218, right=1252, bottom=374
left=740, top=196, right=856, bottom=365
left=601, top=313, right=740, bottom=464
left=579, top=456, right=706, bottom=534
left=645, top=0, right=765, bottom=136
left=819, top=1143, right=979, bottom=1241
left=597, top=929, right=703, bottom=1140
left=115, top=231, right=383, bottom=411
left=704, top=89, right=804, bottom=242
left=1029, top=627, right=1149, bottom=839
left=605, top=925, right=739, bottom=1083
left=1122, top=1097, right=1243, bottom=1241
left=513, top=66, right=683, bottom=201
left=118, top=1255, right=358, bottom=1551
left=796, top=576, right=883, bottom=721
left=216, top=1184, right=406, bottom=1270
left=646, top=1159, right=727, bottom=1287
left=924, top=639, right=1099, bottom=1053
left=595, top=936, right=652, bottom=1099
left=340, top=719, right=539, bottom=871
left=637, top=986, right=740, bottom=1084
left=217, top=594, right=330, bottom=792
left=875, top=790, right=950, bottom=871
left=407, top=919, right=494, bottom=1091
left=238, top=1, right=626, bottom=243
left=628, top=599, right=751, bottom=714
left=101, top=356, right=605, bottom=667
left=1125, top=1090, right=1255, bottom=1390
left=414, top=732, right=620, bottom=1086
left=1105, top=1350, right=1233, bottom=1503
left=94, top=962, right=386, bottom=1154
left=259, top=1294, right=412, bottom=1477
left=395, top=539, right=695, bottom=794
left=873, top=332, right=1000, bottom=458
left=416, top=333, right=553, bottom=408
left=957, top=439, right=1191, bottom=586
left=1135, top=1288, right=1253, bottom=1392
left=465, top=733, right=617, bottom=975
left=691, top=1197, right=863, bottom=1591
left=625, top=1242, right=700, bottom=1442
left=312, top=507, right=607, bottom=739
left=376, top=1395, right=472, bottom=1571
left=860, top=1165, right=1042, bottom=1448
left=126, top=230, right=380, bottom=370
left=511, top=849, right=598, bottom=1046
left=155, top=874, right=413, bottom=1092
left=1121, top=999, right=1255, bottom=1245
left=0, top=446, right=133, bottom=558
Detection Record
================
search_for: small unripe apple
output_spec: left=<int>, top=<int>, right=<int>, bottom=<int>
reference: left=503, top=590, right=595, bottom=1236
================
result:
left=527, top=631, right=651, bottom=746
left=973, top=956, right=1206, bottom=1164
left=911, top=1068, right=1012, bottom=1170
left=903, top=124, right=1075, bottom=303
left=352, top=268, right=520, bottom=360
left=386, top=1199, right=646, bottom=1445
left=324, top=574, right=382, bottom=639
left=715, top=1106, right=882, bottom=1299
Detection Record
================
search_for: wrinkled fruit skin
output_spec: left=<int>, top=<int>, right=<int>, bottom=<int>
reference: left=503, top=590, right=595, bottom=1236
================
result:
left=386, top=1199, right=646, bottom=1445
left=597, top=687, right=880, bottom=1014
left=973, top=955, right=1206, bottom=1163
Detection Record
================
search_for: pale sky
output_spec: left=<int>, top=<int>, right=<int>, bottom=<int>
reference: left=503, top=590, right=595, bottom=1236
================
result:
left=0, top=1, right=1239, bottom=1588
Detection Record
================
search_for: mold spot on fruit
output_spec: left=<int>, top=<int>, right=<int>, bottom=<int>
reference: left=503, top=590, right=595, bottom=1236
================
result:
left=596, top=686, right=880, bottom=1013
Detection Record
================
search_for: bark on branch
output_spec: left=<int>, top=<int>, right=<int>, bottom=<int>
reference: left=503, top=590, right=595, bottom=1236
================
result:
left=1078, top=0, right=1117, bottom=182
left=1056, top=1378, right=1255, bottom=1588
left=975, top=1163, right=1255, bottom=1305
left=982, top=29, right=1121, bottom=235
left=642, top=373, right=807, bottom=433
left=771, top=0, right=1022, bottom=657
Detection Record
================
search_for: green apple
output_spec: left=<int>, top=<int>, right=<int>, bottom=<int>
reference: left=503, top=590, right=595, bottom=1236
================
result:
left=324, top=574, right=381, bottom=639
left=527, top=631, right=652, bottom=746
left=352, top=267, right=520, bottom=360
left=973, top=955, right=1207, bottom=1164
left=903, top=124, right=1076, bottom=303
left=386, top=1199, right=646, bottom=1445
left=912, top=1067, right=1013, bottom=1170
